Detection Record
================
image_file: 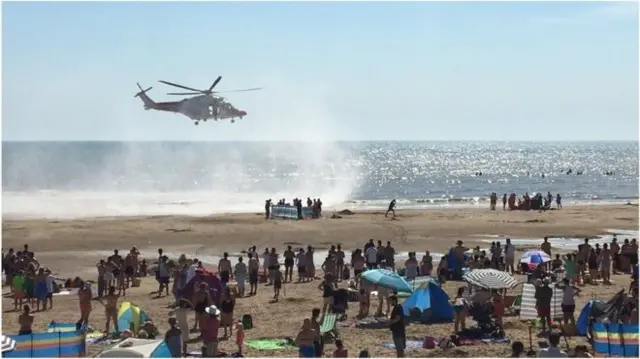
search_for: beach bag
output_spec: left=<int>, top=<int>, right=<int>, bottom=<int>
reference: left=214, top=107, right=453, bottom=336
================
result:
left=241, top=314, right=253, bottom=330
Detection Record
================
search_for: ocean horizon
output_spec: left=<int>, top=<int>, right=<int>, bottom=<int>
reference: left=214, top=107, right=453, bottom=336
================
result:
left=2, top=141, right=638, bottom=219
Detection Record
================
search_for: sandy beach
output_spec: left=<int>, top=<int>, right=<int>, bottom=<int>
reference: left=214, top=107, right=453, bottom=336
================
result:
left=2, top=204, right=638, bottom=357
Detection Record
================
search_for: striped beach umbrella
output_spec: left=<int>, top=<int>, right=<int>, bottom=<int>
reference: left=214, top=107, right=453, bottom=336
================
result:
left=1, top=335, right=16, bottom=353
left=462, top=269, right=519, bottom=290
left=520, top=250, right=551, bottom=270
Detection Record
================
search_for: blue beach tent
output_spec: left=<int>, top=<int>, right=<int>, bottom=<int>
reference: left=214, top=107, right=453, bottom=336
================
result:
left=401, top=280, right=454, bottom=323
left=576, top=300, right=605, bottom=336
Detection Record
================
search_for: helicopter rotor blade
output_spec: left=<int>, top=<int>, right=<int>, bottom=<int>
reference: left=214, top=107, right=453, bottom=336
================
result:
left=214, top=87, right=263, bottom=94
left=158, top=80, right=203, bottom=93
left=209, top=76, right=222, bottom=92
left=167, top=92, right=204, bottom=95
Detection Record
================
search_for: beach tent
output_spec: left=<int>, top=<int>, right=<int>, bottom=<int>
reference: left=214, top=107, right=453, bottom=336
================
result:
left=518, top=283, right=563, bottom=321
left=576, top=300, right=605, bottom=336
left=179, top=268, right=223, bottom=299
left=591, top=322, right=639, bottom=357
left=117, top=301, right=151, bottom=334
left=95, top=338, right=171, bottom=358
left=401, top=280, right=454, bottom=323
left=3, top=329, right=85, bottom=358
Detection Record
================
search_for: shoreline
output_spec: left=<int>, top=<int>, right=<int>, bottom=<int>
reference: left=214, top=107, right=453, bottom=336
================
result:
left=2, top=200, right=638, bottom=221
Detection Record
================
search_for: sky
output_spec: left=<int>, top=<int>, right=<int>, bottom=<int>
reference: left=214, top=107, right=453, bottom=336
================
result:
left=2, top=1, right=638, bottom=141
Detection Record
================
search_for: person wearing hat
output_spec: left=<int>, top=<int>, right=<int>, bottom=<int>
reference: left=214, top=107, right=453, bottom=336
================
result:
left=203, top=305, right=220, bottom=357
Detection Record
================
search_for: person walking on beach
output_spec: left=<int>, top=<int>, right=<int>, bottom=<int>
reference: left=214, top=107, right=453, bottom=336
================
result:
left=502, top=194, right=507, bottom=210
left=385, top=199, right=396, bottom=218
left=556, top=194, right=562, bottom=210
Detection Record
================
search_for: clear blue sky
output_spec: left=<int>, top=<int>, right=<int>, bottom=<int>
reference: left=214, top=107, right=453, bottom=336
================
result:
left=2, top=1, right=638, bottom=141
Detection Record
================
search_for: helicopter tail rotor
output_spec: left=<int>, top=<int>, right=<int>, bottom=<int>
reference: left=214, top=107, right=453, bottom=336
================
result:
left=134, top=82, right=153, bottom=98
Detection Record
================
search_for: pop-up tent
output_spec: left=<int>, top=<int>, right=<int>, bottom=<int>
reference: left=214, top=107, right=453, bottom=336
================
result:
left=401, top=280, right=454, bottom=323
left=117, top=302, right=151, bottom=334
left=576, top=300, right=606, bottom=336
left=178, top=269, right=223, bottom=299
left=95, top=338, right=171, bottom=358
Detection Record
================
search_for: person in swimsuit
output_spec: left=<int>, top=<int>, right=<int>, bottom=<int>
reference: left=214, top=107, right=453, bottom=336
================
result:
left=284, top=246, right=295, bottom=283
left=99, top=286, right=120, bottom=333
left=219, top=288, right=236, bottom=337
left=248, top=253, right=259, bottom=296
left=18, top=304, right=34, bottom=335
left=124, top=251, right=137, bottom=288
left=296, top=249, right=307, bottom=283
left=599, top=244, right=612, bottom=284
left=218, top=253, right=232, bottom=287
left=78, top=282, right=93, bottom=327
left=295, top=318, right=318, bottom=358
left=452, top=287, right=468, bottom=333
left=192, top=282, right=211, bottom=331
left=273, top=265, right=283, bottom=301
left=335, top=245, right=346, bottom=281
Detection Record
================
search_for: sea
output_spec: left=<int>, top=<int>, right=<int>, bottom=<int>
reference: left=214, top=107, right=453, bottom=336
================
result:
left=2, top=141, right=638, bottom=219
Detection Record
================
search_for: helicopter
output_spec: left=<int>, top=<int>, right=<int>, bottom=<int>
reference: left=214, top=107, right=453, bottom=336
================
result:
left=134, top=76, right=261, bottom=125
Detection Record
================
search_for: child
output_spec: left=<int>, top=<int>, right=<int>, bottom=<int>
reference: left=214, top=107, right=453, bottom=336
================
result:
left=235, top=321, right=245, bottom=355
left=358, top=288, right=369, bottom=318
left=273, top=265, right=283, bottom=301
left=333, top=339, right=348, bottom=357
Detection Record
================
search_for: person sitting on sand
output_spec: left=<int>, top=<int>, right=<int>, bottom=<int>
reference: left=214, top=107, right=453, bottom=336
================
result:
left=296, top=318, right=318, bottom=358
left=18, top=304, right=34, bottom=335
left=99, top=286, right=120, bottom=334
left=538, top=332, right=567, bottom=357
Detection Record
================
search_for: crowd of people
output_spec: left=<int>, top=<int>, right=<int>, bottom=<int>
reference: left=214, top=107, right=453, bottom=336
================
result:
left=3, top=229, right=639, bottom=358
left=490, top=192, right=562, bottom=211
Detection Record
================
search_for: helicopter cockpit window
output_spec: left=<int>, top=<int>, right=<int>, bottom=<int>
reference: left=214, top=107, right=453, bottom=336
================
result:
left=208, top=106, right=214, bottom=115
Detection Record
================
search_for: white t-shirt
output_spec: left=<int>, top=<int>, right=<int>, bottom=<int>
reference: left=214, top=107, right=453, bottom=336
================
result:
left=45, top=275, right=55, bottom=293
left=562, top=286, right=574, bottom=306
left=365, top=247, right=378, bottom=263
left=235, top=262, right=248, bottom=280
left=505, top=244, right=515, bottom=258
left=538, top=346, right=568, bottom=358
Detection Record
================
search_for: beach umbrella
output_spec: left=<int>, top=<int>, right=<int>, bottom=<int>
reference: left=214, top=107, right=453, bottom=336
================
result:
left=1, top=335, right=16, bottom=353
left=359, top=269, right=413, bottom=293
left=520, top=250, right=551, bottom=270
left=462, top=269, right=519, bottom=290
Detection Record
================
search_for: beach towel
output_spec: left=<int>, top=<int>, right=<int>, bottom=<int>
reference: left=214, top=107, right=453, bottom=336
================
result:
left=244, top=339, right=294, bottom=350
left=355, top=318, right=389, bottom=329
left=54, top=288, right=79, bottom=296
left=382, top=340, right=423, bottom=350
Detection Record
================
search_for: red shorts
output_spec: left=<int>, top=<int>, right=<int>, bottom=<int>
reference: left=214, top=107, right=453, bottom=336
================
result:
left=537, top=306, right=550, bottom=317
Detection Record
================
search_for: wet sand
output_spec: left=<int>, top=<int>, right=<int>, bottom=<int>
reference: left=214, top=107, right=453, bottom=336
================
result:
left=1, top=204, right=638, bottom=357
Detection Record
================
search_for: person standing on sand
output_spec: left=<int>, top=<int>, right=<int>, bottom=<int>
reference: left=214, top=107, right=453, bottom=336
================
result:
left=384, top=242, right=395, bottom=271
left=502, top=194, right=507, bottom=210
left=336, top=245, right=346, bottom=281
left=284, top=246, right=295, bottom=283
left=234, top=257, right=247, bottom=297
left=599, top=244, right=612, bottom=284
left=306, top=246, right=316, bottom=280
left=365, top=245, right=378, bottom=270
left=99, top=286, right=120, bottom=334
left=534, top=279, right=553, bottom=333
left=556, top=194, right=562, bottom=210
left=248, top=253, right=259, bottom=295
left=421, top=251, right=433, bottom=276
left=78, top=282, right=92, bottom=327
left=556, top=278, right=581, bottom=327
left=296, top=248, right=307, bottom=283
left=611, top=237, right=620, bottom=274
left=165, top=317, right=182, bottom=358
left=388, top=295, right=406, bottom=357
left=504, top=239, right=516, bottom=274
left=541, top=237, right=552, bottom=257
left=218, top=253, right=232, bottom=287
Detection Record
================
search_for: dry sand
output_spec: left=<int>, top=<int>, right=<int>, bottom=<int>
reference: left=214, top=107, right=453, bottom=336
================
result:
left=2, top=204, right=638, bottom=357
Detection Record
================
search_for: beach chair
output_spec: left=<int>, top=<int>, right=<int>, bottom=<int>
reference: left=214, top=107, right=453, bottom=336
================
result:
left=320, top=313, right=339, bottom=342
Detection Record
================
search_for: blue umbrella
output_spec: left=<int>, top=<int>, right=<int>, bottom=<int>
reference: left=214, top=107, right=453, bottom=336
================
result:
left=360, top=269, right=413, bottom=293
